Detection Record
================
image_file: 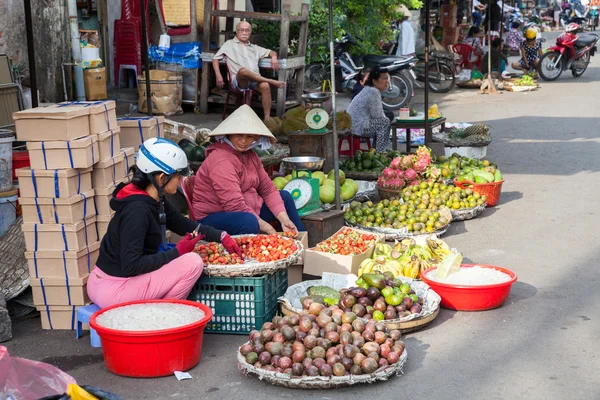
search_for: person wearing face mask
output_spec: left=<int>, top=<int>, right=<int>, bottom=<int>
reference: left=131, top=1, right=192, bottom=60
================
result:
left=192, top=105, right=305, bottom=235
left=87, top=138, right=242, bottom=309
left=212, top=20, right=284, bottom=121
left=347, top=68, right=393, bottom=153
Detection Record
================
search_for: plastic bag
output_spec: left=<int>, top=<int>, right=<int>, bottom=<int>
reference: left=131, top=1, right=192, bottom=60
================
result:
left=457, top=69, right=471, bottom=82
left=471, top=68, right=483, bottom=80
left=0, top=345, right=76, bottom=400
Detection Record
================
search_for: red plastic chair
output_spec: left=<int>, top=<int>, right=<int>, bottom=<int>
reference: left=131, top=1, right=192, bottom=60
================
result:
left=221, top=58, right=254, bottom=120
left=338, top=136, right=372, bottom=157
left=452, top=44, right=482, bottom=70
left=180, top=175, right=197, bottom=221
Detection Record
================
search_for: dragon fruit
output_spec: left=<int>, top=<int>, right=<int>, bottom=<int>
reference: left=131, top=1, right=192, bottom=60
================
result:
left=408, top=179, right=420, bottom=186
left=400, top=155, right=416, bottom=170
left=383, top=168, right=395, bottom=179
left=413, top=159, right=428, bottom=173
left=389, top=157, right=402, bottom=170
left=426, top=166, right=441, bottom=181
left=416, top=146, right=432, bottom=165
left=387, top=178, right=406, bottom=188
left=404, top=168, right=417, bottom=181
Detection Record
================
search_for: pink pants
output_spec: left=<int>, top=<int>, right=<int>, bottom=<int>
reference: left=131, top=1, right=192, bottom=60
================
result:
left=87, top=253, right=203, bottom=309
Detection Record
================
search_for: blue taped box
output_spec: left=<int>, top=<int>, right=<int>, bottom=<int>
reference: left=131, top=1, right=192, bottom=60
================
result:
left=97, top=127, right=121, bottom=162
left=19, top=190, right=95, bottom=224
left=117, top=116, right=164, bottom=150
left=37, top=305, right=89, bottom=330
left=54, top=101, right=118, bottom=135
left=30, top=274, right=90, bottom=306
left=25, top=241, right=100, bottom=279
left=21, top=216, right=98, bottom=252
left=14, top=105, right=90, bottom=141
left=27, top=135, right=99, bottom=170
left=16, top=167, right=93, bottom=199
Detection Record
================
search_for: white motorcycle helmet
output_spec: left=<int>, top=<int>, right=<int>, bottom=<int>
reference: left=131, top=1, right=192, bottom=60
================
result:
left=137, top=137, right=189, bottom=176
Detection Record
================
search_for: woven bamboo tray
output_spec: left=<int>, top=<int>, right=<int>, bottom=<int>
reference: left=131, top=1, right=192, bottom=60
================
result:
left=198, top=235, right=303, bottom=278
left=237, top=345, right=407, bottom=389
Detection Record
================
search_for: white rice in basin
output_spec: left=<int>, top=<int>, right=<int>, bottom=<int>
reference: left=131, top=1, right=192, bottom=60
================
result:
left=428, top=266, right=512, bottom=286
left=96, top=303, right=206, bottom=331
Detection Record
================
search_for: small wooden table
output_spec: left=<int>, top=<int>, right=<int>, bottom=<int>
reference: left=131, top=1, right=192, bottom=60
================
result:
left=391, top=117, right=447, bottom=153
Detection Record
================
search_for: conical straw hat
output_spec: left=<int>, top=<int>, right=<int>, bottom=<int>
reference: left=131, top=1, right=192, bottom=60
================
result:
left=209, top=105, right=277, bottom=142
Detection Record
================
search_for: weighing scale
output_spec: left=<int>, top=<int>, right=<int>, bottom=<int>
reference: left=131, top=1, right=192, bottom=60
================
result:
left=281, top=156, right=325, bottom=216
left=302, top=92, right=332, bottom=133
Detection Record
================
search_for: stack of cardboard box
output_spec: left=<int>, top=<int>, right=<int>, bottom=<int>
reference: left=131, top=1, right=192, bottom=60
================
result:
left=13, top=101, right=121, bottom=329
left=441, top=5, right=459, bottom=47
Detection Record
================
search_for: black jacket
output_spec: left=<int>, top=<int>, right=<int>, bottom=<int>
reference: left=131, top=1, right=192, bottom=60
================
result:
left=95, top=182, right=222, bottom=277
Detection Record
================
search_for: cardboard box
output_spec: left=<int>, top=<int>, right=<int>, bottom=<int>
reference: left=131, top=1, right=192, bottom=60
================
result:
left=14, top=105, right=90, bottom=141
left=84, top=67, right=108, bottom=101
left=276, top=231, right=308, bottom=286
left=37, top=305, right=89, bottom=330
left=31, top=275, right=90, bottom=306
left=92, top=152, right=127, bottom=188
left=95, top=182, right=120, bottom=215
left=137, top=70, right=183, bottom=116
left=120, top=147, right=135, bottom=182
left=55, top=100, right=117, bottom=135
left=302, top=227, right=384, bottom=277
left=118, top=116, right=165, bottom=149
left=27, top=136, right=99, bottom=170
left=97, top=212, right=114, bottom=239
left=97, top=127, right=121, bottom=162
left=26, top=241, right=100, bottom=279
left=20, top=189, right=95, bottom=224
left=22, top=217, right=98, bottom=252
left=16, top=167, right=93, bottom=198
left=442, top=18, right=457, bottom=28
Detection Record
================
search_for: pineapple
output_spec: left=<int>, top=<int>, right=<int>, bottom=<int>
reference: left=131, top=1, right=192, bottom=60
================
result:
left=463, top=124, right=488, bottom=137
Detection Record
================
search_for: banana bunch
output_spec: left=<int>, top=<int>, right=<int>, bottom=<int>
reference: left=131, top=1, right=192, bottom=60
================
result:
left=426, top=236, right=454, bottom=262
left=357, top=257, right=403, bottom=277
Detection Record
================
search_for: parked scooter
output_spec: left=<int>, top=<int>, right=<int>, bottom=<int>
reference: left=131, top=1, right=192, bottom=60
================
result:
left=537, top=23, right=599, bottom=80
left=560, top=1, right=587, bottom=27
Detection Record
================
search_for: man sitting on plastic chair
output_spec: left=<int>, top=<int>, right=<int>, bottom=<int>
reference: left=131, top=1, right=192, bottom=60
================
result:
left=212, top=21, right=285, bottom=121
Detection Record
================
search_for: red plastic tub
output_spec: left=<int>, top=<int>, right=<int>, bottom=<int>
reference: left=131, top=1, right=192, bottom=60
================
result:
left=12, top=151, right=30, bottom=181
left=89, top=299, right=213, bottom=378
left=421, top=264, right=517, bottom=311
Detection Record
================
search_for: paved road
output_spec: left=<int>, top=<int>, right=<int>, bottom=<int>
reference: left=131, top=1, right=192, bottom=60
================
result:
left=5, top=32, right=600, bottom=399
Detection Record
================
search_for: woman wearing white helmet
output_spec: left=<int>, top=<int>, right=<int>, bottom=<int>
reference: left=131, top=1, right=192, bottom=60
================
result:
left=87, top=137, right=242, bottom=309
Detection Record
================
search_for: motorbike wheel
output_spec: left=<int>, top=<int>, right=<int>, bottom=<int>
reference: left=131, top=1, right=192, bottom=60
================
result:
left=428, top=62, right=455, bottom=93
left=572, top=52, right=591, bottom=77
left=537, top=51, right=564, bottom=81
left=304, top=63, right=330, bottom=91
left=382, top=72, right=412, bottom=110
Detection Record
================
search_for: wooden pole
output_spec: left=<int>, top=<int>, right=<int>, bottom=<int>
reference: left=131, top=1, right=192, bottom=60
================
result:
left=140, top=0, right=153, bottom=116
left=24, top=0, right=38, bottom=107
left=328, top=0, right=341, bottom=209
left=424, top=0, right=431, bottom=147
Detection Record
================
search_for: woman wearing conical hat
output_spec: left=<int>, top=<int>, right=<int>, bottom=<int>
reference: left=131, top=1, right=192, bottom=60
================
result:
left=192, top=106, right=305, bottom=235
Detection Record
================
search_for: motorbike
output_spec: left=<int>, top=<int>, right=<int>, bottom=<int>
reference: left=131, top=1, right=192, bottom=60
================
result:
left=589, top=6, right=599, bottom=31
left=504, top=9, right=524, bottom=32
left=537, top=23, right=599, bottom=81
left=560, top=2, right=587, bottom=27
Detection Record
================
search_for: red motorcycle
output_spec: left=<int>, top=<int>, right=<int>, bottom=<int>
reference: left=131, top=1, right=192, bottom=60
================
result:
left=537, top=23, right=599, bottom=81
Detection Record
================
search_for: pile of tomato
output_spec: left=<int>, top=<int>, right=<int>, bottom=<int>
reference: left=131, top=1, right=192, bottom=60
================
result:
left=194, top=234, right=298, bottom=265
left=194, top=242, right=244, bottom=265
left=236, top=234, right=298, bottom=263
left=314, top=227, right=377, bottom=256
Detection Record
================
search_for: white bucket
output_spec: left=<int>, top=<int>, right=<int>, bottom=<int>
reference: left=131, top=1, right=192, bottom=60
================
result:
left=0, top=194, right=17, bottom=237
left=158, top=34, right=171, bottom=51
left=0, top=131, right=15, bottom=193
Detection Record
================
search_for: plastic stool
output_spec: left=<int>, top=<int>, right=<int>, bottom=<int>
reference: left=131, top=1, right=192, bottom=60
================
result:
left=338, top=136, right=372, bottom=157
left=76, top=304, right=102, bottom=348
left=118, top=64, right=138, bottom=88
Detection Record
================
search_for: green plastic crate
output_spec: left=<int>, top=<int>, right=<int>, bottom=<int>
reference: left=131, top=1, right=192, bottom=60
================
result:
left=188, top=269, right=288, bottom=334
